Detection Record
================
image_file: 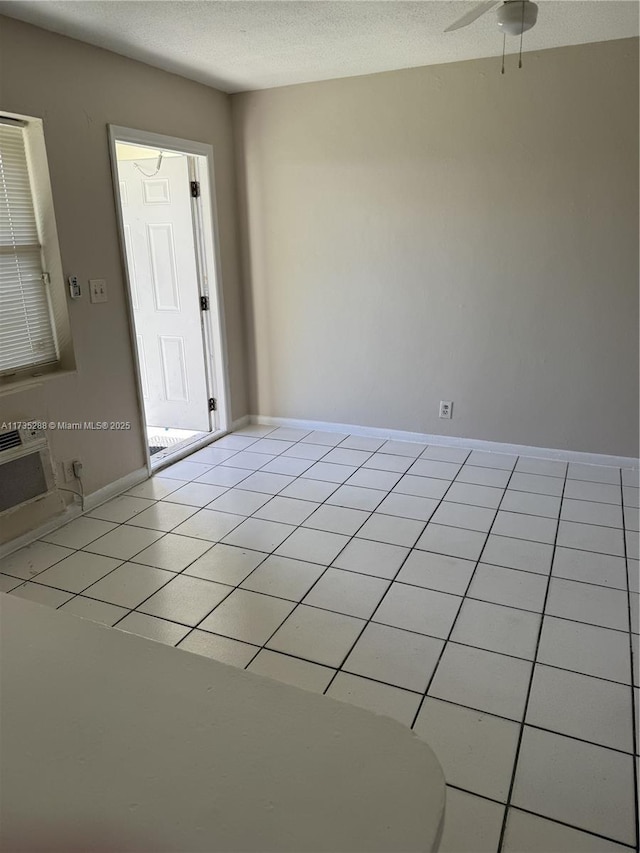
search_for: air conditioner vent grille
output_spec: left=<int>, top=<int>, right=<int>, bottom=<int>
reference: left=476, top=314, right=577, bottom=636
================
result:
left=0, top=430, right=21, bottom=453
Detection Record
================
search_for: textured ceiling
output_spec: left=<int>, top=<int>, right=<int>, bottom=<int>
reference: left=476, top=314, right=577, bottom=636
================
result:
left=0, top=1, right=637, bottom=93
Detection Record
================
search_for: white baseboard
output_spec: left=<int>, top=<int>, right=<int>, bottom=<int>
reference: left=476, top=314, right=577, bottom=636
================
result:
left=231, top=414, right=250, bottom=431
left=82, top=466, right=149, bottom=512
left=251, top=415, right=639, bottom=470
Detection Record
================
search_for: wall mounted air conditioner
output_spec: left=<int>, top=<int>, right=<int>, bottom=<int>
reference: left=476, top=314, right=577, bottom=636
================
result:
left=0, top=423, right=58, bottom=515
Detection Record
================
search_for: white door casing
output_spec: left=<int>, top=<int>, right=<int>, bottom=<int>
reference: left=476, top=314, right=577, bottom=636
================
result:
left=117, top=154, right=211, bottom=431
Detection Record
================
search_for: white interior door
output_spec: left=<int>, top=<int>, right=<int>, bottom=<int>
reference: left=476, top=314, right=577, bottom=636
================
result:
left=117, top=154, right=210, bottom=431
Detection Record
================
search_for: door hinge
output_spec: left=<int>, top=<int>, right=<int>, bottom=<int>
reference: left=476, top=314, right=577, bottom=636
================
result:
left=209, top=397, right=217, bottom=412
left=190, top=180, right=201, bottom=198
left=200, top=295, right=209, bottom=311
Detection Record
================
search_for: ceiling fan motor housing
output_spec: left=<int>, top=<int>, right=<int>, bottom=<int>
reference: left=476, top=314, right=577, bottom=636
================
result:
left=497, top=0, right=538, bottom=36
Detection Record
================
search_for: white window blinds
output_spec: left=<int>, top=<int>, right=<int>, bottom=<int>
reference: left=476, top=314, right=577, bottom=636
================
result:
left=0, top=122, right=58, bottom=373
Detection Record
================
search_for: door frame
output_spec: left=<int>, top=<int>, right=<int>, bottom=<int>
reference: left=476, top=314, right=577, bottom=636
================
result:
left=107, top=125, right=232, bottom=475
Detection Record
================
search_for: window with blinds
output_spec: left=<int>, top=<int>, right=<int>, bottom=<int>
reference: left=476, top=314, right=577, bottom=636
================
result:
left=0, top=121, right=58, bottom=374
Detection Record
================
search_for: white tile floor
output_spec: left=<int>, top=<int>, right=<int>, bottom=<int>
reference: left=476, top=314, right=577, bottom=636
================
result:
left=1, top=425, right=638, bottom=852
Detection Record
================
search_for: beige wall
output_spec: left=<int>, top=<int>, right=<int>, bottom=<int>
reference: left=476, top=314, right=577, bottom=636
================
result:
left=0, top=17, right=248, bottom=535
left=233, top=38, right=639, bottom=458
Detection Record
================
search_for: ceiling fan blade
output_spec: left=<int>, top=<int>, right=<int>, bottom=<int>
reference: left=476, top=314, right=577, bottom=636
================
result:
left=444, top=1, right=501, bottom=32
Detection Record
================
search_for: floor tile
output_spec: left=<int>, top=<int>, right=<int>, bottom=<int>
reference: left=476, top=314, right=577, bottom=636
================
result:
left=223, top=517, right=296, bottom=552
left=332, top=538, right=409, bottom=579
left=213, top=434, right=260, bottom=450
left=468, top=563, right=547, bottom=612
left=545, top=577, right=629, bottom=631
left=502, top=808, right=631, bottom=853
left=416, top=523, right=487, bottom=561
left=420, top=445, right=471, bottom=463
left=510, top=472, right=564, bottom=497
left=302, top=504, right=370, bottom=536
left=622, top=469, right=640, bottom=488
left=267, top=427, right=312, bottom=442
left=282, top=442, right=330, bottom=461
left=154, top=459, right=212, bottom=481
left=87, top=495, right=156, bottom=523
left=628, top=559, right=639, bottom=593
left=233, top=471, right=295, bottom=495
left=526, top=664, right=634, bottom=753
left=240, top=555, right=325, bottom=601
left=626, top=529, right=639, bottom=559
left=481, top=535, right=553, bottom=575
left=33, top=551, right=122, bottom=593
left=247, top=650, right=335, bottom=693
left=511, top=727, right=636, bottom=846
left=429, top=502, right=496, bottom=533
left=41, top=516, right=118, bottom=549
left=380, top=439, right=426, bottom=458
left=167, top=506, right=243, bottom=542
left=492, top=511, right=558, bottom=545
left=456, top=465, right=511, bottom=488
left=84, top=526, right=163, bottom=560
left=138, top=574, right=230, bottom=626
left=223, top=451, right=276, bottom=471
left=0, top=573, right=22, bottom=592
left=377, top=492, right=439, bottom=522
left=0, top=542, right=74, bottom=580
left=439, top=787, right=504, bottom=853
left=429, top=643, right=532, bottom=721
left=451, top=599, right=541, bottom=660
left=346, top=467, right=402, bottom=491
left=300, top=430, right=348, bottom=446
left=321, top=447, right=372, bottom=466
left=198, top=588, right=294, bottom=645
left=444, top=482, right=504, bottom=509
left=500, top=490, right=561, bottom=518
left=115, top=612, right=190, bottom=645
left=408, top=458, right=461, bottom=481
left=266, top=604, right=365, bottom=667
left=623, top=485, right=639, bottom=508
left=624, top=506, right=639, bottom=532
left=339, top=435, right=385, bottom=452
left=303, top=568, right=389, bottom=618
left=279, top=478, right=338, bottom=502
left=177, top=630, right=258, bottom=667
left=466, top=450, right=517, bottom=470
left=413, top=697, right=520, bottom=801
left=568, top=463, right=621, bottom=485
left=343, top=622, right=443, bottom=692
left=231, top=425, right=274, bottom=438
left=253, top=496, right=320, bottom=526
left=188, top=446, right=237, bottom=465
left=206, top=488, right=271, bottom=517
left=126, top=502, right=198, bottom=532
left=395, top=550, right=476, bottom=596
left=183, top=544, right=266, bottom=586
left=58, top=596, right=129, bottom=626
left=557, top=520, right=625, bottom=557
left=275, top=527, right=349, bottom=565
left=325, top=484, right=387, bottom=512
left=514, top=457, right=567, bottom=478
left=561, top=498, right=623, bottom=529
left=129, top=533, right=212, bottom=572
left=247, top=438, right=295, bottom=455
left=195, top=466, right=252, bottom=487
left=373, top=582, right=461, bottom=639
left=10, top=583, right=73, bottom=608
left=326, top=672, right=421, bottom=726
left=162, top=482, right=228, bottom=507
left=563, top=480, right=621, bottom=505
left=302, top=462, right=357, bottom=484
left=537, top=616, right=630, bottom=684
left=392, top=474, right=449, bottom=500
left=83, top=562, right=173, bottom=608
left=355, top=512, right=424, bottom=547
left=362, top=453, right=413, bottom=473
left=552, top=546, right=628, bottom=590
left=260, top=456, right=314, bottom=476
left=126, top=476, right=188, bottom=500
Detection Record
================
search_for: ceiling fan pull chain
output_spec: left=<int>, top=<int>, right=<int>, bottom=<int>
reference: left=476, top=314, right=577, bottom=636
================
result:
left=501, top=32, right=506, bottom=74
left=518, top=0, right=525, bottom=67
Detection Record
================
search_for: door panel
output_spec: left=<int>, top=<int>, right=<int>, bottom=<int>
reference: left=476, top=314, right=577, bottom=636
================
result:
left=117, top=155, right=210, bottom=431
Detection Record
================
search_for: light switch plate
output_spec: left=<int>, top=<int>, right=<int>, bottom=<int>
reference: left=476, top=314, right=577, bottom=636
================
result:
left=89, top=279, right=107, bottom=304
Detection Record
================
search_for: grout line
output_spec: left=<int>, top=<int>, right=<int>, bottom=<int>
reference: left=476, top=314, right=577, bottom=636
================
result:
left=495, top=459, right=570, bottom=852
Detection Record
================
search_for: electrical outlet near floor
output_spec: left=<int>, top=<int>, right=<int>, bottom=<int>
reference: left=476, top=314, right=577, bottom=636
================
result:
left=439, top=401, right=453, bottom=419
left=62, top=460, right=78, bottom=482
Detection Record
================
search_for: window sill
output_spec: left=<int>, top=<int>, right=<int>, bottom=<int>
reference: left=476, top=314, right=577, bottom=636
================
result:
left=0, top=368, right=77, bottom=398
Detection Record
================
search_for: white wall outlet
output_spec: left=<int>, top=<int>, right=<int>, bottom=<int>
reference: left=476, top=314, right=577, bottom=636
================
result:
left=89, top=278, right=107, bottom=304
left=68, top=275, right=81, bottom=299
left=62, top=459, right=76, bottom=482
left=439, top=401, right=453, bottom=419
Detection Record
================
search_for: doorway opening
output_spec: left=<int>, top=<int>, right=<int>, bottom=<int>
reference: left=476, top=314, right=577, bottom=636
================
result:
left=109, top=128, right=230, bottom=472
